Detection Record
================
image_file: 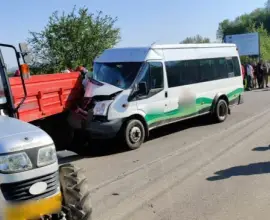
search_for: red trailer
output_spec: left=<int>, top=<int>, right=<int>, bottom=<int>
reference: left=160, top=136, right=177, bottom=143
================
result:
left=7, top=72, right=83, bottom=150
left=0, top=43, right=84, bottom=150
left=9, top=72, right=82, bottom=122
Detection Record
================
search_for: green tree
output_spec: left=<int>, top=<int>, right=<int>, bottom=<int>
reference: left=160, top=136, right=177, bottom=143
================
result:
left=217, top=3, right=270, bottom=40
left=266, top=0, right=270, bottom=10
left=248, top=23, right=270, bottom=60
left=180, top=35, right=210, bottom=44
left=28, top=6, right=121, bottom=74
left=217, top=1, right=270, bottom=61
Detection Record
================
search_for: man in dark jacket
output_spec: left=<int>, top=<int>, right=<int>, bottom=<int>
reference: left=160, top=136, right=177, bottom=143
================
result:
left=252, top=62, right=257, bottom=88
left=257, top=61, right=264, bottom=89
left=263, top=61, right=269, bottom=88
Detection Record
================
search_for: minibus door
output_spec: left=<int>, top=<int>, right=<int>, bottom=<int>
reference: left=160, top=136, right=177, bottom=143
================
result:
left=136, top=60, right=167, bottom=128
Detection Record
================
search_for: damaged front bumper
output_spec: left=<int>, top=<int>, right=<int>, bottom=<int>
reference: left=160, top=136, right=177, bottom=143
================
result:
left=68, top=109, right=123, bottom=139
left=86, top=117, right=123, bottom=139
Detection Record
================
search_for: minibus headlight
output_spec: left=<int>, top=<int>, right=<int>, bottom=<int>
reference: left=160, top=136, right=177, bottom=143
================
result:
left=37, top=145, right=57, bottom=167
left=93, top=100, right=113, bottom=116
left=0, top=152, right=32, bottom=173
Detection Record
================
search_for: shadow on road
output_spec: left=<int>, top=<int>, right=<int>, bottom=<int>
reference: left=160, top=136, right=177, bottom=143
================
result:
left=252, top=145, right=270, bottom=151
left=89, top=139, right=128, bottom=156
left=148, top=114, right=213, bottom=141
left=58, top=115, right=214, bottom=162
left=253, top=88, right=270, bottom=92
left=206, top=162, right=270, bottom=181
left=57, top=139, right=128, bottom=162
left=89, top=114, right=214, bottom=156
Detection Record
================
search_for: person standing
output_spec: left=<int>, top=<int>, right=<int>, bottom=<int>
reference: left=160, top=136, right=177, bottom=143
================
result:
left=256, top=60, right=264, bottom=89
left=252, top=62, right=257, bottom=88
left=246, top=63, right=254, bottom=90
left=266, top=60, right=270, bottom=88
left=241, top=64, right=247, bottom=89
left=262, top=61, right=269, bottom=88
left=265, top=61, right=270, bottom=88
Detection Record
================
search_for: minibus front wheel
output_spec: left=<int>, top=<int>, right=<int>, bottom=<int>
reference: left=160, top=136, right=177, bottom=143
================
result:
left=122, top=119, right=146, bottom=150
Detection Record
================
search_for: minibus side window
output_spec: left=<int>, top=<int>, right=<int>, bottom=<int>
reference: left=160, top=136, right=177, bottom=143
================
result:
left=165, top=56, right=240, bottom=87
left=232, top=57, right=241, bottom=76
left=226, top=58, right=235, bottom=77
left=138, top=61, right=164, bottom=97
left=149, top=62, right=164, bottom=89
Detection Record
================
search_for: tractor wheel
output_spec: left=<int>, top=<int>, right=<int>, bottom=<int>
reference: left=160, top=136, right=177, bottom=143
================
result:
left=59, top=164, right=92, bottom=220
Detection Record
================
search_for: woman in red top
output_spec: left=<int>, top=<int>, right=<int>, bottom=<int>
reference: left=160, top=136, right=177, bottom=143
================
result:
left=241, top=64, right=246, bottom=79
left=241, top=64, right=247, bottom=89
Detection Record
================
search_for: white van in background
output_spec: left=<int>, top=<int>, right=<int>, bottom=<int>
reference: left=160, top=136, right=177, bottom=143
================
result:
left=76, top=43, right=244, bottom=150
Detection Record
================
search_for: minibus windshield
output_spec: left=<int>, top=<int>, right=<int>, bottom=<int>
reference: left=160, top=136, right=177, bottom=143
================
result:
left=93, top=62, right=142, bottom=89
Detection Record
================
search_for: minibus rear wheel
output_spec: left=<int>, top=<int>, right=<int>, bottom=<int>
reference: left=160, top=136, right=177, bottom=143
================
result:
left=123, top=119, right=145, bottom=150
left=213, top=98, right=228, bottom=123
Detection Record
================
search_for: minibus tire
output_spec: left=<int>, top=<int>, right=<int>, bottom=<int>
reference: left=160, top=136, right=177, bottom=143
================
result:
left=123, top=119, right=145, bottom=150
left=213, top=99, right=228, bottom=123
left=59, top=164, right=92, bottom=220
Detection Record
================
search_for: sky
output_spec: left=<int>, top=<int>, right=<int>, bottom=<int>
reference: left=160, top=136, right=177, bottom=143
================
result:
left=0, top=0, right=266, bottom=68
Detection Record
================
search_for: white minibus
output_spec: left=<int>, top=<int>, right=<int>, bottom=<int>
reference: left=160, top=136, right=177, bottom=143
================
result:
left=76, top=44, right=244, bottom=150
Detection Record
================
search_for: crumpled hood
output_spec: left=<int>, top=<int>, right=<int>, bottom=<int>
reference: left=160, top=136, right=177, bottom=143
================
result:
left=84, top=78, right=123, bottom=97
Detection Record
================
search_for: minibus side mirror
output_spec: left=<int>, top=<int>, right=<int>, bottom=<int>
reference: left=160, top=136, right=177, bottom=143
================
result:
left=137, top=82, right=147, bottom=96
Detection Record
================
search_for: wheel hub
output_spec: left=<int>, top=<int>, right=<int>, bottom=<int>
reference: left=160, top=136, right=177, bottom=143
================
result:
left=218, top=102, right=227, bottom=118
left=129, top=126, right=142, bottom=143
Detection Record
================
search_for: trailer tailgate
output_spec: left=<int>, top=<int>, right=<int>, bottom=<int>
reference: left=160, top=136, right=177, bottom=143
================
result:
left=9, top=72, right=82, bottom=122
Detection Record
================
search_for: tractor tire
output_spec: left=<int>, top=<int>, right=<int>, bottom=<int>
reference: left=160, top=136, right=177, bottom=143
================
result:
left=59, top=164, right=92, bottom=220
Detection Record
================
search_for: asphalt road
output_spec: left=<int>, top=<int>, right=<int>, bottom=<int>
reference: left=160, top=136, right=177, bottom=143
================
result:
left=58, top=88, right=270, bottom=220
